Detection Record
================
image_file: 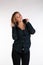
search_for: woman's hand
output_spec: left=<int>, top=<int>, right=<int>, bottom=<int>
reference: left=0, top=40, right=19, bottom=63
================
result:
left=25, top=18, right=29, bottom=23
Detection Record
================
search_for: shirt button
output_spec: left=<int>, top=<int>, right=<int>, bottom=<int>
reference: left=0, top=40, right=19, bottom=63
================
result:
left=22, top=48, right=24, bottom=50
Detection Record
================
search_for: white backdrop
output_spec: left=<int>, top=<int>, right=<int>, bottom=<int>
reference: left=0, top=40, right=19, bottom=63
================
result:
left=0, top=0, right=43, bottom=65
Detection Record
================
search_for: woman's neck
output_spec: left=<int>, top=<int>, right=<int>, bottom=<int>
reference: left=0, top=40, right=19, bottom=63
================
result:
left=18, top=20, right=23, bottom=25
left=17, top=20, right=26, bottom=29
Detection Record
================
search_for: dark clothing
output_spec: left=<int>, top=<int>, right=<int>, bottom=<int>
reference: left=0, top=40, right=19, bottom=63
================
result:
left=12, top=22, right=35, bottom=53
left=12, top=47, right=30, bottom=65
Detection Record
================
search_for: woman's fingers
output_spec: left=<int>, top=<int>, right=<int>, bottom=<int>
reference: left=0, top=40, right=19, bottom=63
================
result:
left=25, top=18, right=29, bottom=22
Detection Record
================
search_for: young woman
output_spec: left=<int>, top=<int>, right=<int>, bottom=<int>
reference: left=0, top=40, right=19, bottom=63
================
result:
left=11, top=11, right=35, bottom=65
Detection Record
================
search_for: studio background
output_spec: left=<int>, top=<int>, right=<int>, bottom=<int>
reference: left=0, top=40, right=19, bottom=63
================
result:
left=0, top=0, right=43, bottom=65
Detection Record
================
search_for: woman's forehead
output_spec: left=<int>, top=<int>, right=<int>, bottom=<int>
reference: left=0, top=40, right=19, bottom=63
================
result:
left=15, top=13, right=21, bottom=16
left=15, top=13, right=22, bottom=18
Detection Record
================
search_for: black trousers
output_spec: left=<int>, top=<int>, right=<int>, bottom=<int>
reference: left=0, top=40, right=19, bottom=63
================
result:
left=11, top=48, right=30, bottom=65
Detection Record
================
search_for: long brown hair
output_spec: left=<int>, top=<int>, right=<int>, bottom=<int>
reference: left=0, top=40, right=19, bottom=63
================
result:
left=11, top=11, right=27, bottom=26
left=11, top=11, right=21, bottom=24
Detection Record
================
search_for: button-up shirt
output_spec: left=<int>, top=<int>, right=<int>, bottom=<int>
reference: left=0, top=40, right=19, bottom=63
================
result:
left=12, top=22, right=36, bottom=53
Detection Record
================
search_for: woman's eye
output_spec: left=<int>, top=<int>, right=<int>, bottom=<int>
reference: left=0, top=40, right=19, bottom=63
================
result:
left=17, top=16, right=20, bottom=18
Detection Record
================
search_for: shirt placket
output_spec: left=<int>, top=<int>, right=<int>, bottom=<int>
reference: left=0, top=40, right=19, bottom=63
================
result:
left=21, top=30, right=26, bottom=51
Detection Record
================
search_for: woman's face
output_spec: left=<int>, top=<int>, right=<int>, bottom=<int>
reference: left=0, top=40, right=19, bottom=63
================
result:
left=13, top=13, right=23, bottom=23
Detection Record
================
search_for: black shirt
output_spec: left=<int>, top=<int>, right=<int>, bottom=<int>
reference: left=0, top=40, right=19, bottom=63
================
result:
left=12, top=22, right=36, bottom=53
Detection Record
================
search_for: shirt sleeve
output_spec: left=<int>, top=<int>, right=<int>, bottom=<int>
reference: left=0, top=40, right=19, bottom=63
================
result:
left=26, top=22, right=36, bottom=34
left=12, top=25, right=18, bottom=40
